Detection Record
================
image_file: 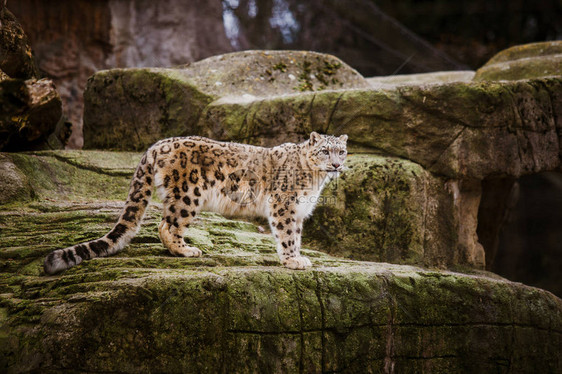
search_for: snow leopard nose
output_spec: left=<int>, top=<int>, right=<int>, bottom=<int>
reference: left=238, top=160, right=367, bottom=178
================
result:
left=332, top=163, right=341, bottom=169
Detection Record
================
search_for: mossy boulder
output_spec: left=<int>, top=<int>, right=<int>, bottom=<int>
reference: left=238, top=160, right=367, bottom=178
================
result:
left=1, top=150, right=561, bottom=372
left=304, top=154, right=483, bottom=269
left=474, top=41, right=562, bottom=81
left=83, top=51, right=368, bottom=151
left=177, top=50, right=369, bottom=97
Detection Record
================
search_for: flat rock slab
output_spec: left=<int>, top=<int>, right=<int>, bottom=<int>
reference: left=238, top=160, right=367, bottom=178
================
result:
left=0, top=151, right=561, bottom=373
left=367, top=70, right=475, bottom=88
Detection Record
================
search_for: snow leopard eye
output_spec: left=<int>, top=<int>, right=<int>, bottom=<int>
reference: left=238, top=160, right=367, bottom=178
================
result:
left=339, top=150, right=345, bottom=156
left=321, top=149, right=329, bottom=155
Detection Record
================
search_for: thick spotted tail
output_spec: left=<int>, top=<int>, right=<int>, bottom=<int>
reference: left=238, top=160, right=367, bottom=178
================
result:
left=44, top=151, right=155, bottom=275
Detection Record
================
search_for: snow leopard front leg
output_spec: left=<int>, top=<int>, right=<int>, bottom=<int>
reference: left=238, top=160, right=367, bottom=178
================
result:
left=268, top=199, right=311, bottom=270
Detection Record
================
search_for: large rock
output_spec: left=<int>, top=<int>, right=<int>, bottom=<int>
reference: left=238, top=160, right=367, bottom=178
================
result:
left=0, top=8, right=38, bottom=79
left=83, top=51, right=369, bottom=150
left=304, top=154, right=484, bottom=269
left=472, top=41, right=562, bottom=300
left=0, top=78, right=63, bottom=151
left=474, top=41, right=562, bottom=82
left=0, top=151, right=561, bottom=373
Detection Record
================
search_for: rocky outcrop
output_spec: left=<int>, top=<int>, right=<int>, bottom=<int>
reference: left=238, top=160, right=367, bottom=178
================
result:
left=474, top=41, right=562, bottom=81
left=0, top=151, right=561, bottom=373
left=2, top=43, right=562, bottom=372
left=0, top=7, right=64, bottom=151
left=0, top=78, right=63, bottom=151
left=0, top=7, right=37, bottom=79
left=304, top=155, right=483, bottom=268
left=83, top=51, right=369, bottom=150
left=471, top=41, right=562, bottom=300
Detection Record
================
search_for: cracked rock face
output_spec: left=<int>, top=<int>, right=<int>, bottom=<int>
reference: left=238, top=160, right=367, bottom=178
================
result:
left=1, top=151, right=561, bottom=373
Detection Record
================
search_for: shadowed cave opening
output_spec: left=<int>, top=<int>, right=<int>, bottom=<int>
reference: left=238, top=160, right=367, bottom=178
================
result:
left=478, top=172, right=562, bottom=298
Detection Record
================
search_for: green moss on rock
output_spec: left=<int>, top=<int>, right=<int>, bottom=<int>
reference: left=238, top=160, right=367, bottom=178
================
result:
left=1, top=151, right=561, bottom=372
left=83, top=68, right=214, bottom=151
left=0, top=150, right=139, bottom=205
left=83, top=51, right=369, bottom=151
left=474, top=41, right=562, bottom=81
left=201, top=77, right=561, bottom=179
left=303, top=154, right=466, bottom=268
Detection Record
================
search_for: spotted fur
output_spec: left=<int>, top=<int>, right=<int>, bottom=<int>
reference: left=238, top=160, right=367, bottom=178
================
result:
left=43, top=132, right=348, bottom=274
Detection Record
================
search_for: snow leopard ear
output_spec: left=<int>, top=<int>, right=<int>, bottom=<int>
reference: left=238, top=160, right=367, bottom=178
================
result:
left=309, top=131, right=322, bottom=145
left=339, top=134, right=348, bottom=143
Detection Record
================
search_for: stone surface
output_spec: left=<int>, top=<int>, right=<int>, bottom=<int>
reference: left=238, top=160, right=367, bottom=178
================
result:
left=0, top=151, right=561, bottom=373
left=474, top=41, right=562, bottom=82
left=367, top=70, right=475, bottom=88
left=83, top=68, right=215, bottom=151
left=303, top=154, right=484, bottom=269
left=0, top=154, right=34, bottom=204
left=0, top=78, right=63, bottom=151
left=0, top=8, right=38, bottom=79
left=199, top=77, right=562, bottom=178
left=83, top=51, right=368, bottom=150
